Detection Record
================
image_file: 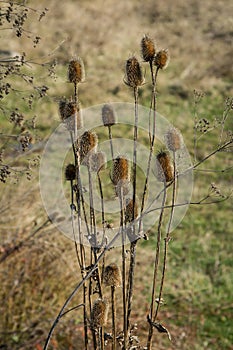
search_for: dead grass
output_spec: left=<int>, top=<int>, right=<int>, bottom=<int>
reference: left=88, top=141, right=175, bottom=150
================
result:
left=0, top=0, right=233, bottom=349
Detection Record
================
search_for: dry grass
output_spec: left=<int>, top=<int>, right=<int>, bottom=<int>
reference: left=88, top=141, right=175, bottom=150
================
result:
left=0, top=0, right=233, bottom=349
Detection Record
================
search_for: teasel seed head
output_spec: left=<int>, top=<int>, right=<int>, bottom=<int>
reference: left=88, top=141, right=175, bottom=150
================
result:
left=90, top=151, right=106, bottom=173
left=103, top=263, right=122, bottom=287
left=65, top=163, right=76, bottom=181
left=68, top=58, right=85, bottom=84
left=102, top=103, right=116, bottom=127
left=165, top=128, right=182, bottom=152
left=90, top=299, right=109, bottom=329
left=79, top=130, right=98, bottom=164
left=155, top=151, right=173, bottom=183
left=111, top=156, right=130, bottom=186
left=59, top=98, right=83, bottom=131
left=124, top=56, right=144, bottom=88
left=141, top=34, right=156, bottom=62
left=154, top=49, right=170, bottom=70
left=125, top=198, right=138, bottom=223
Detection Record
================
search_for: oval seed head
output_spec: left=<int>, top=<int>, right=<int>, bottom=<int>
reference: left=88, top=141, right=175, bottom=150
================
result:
left=111, top=156, right=130, bottom=186
left=90, top=151, right=106, bottom=172
left=65, top=163, right=76, bottom=181
left=165, top=128, right=182, bottom=152
left=103, top=263, right=122, bottom=287
left=155, top=151, right=173, bottom=183
left=90, top=299, right=109, bottom=329
left=68, top=58, right=85, bottom=84
left=59, top=99, right=83, bottom=131
left=154, top=49, right=170, bottom=70
left=125, top=198, right=138, bottom=223
left=125, top=56, right=144, bottom=88
left=79, top=130, right=98, bottom=164
left=102, top=104, right=116, bottom=127
left=141, top=35, right=156, bottom=62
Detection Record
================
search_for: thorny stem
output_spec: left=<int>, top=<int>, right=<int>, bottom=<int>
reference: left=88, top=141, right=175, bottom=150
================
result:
left=139, top=65, right=159, bottom=234
left=108, top=125, right=114, bottom=160
left=126, top=86, right=139, bottom=333
left=70, top=119, right=89, bottom=350
left=119, top=188, right=127, bottom=350
left=111, top=286, right=116, bottom=350
left=153, top=152, right=177, bottom=323
left=147, top=183, right=167, bottom=350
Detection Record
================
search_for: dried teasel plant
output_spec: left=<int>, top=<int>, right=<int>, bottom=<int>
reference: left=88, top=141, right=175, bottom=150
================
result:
left=154, top=49, right=170, bottom=70
left=165, top=127, right=182, bottom=152
left=124, top=56, right=144, bottom=88
left=90, top=298, right=109, bottom=329
left=68, top=58, right=85, bottom=84
left=155, top=151, right=174, bottom=183
left=141, top=34, right=156, bottom=63
left=79, top=130, right=98, bottom=164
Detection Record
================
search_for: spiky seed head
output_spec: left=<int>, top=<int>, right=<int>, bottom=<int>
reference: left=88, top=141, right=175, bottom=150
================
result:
left=165, top=128, right=182, bottom=152
left=125, top=56, right=144, bottom=88
left=155, top=151, right=173, bottom=183
left=111, top=156, right=130, bottom=186
left=103, top=263, right=122, bottom=287
left=68, top=58, right=85, bottom=84
left=59, top=98, right=67, bottom=121
left=125, top=198, right=138, bottom=223
left=65, top=163, right=76, bottom=181
left=141, top=35, right=156, bottom=62
left=90, top=299, right=109, bottom=329
left=90, top=151, right=106, bottom=172
left=79, top=130, right=98, bottom=164
left=154, top=49, right=170, bottom=70
left=102, top=104, right=116, bottom=127
left=59, top=99, right=83, bottom=131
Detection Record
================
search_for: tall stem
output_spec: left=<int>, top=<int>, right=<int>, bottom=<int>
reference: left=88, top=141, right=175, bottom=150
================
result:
left=111, top=286, right=116, bottom=350
left=126, top=86, right=139, bottom=332
left=147, top=184, right=167, bottom=350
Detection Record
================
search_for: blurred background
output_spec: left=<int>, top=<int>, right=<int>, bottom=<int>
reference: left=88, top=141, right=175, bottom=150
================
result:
left=0, top=0, right=232, bottom=349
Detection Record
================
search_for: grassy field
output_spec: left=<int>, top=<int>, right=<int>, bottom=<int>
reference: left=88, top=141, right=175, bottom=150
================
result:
left=0, top=0, right=232, bottom=349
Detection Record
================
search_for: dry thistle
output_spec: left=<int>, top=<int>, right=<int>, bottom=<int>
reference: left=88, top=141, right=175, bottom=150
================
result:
left=90, top=151, right=106, bottom=173
left=154, top=49, right=170, bottom=70
left=68, top=58, right=85, bottom=84
left=165, top=128, right=182, bottom=152
left=102, top=103, right=116, bottom=127
left=103, top=263, right=122, bottom=287
left=125, top=56, right=144, bottom=88
left=125, top=198, right=138, bottom=223
left=155, top=151, right=173, bottom=183
left=90, top=299, right=109, bottom=329
left=65, top=163, right=76, bottom=181
left=111, top=156, right=130, bottom=185
left=79, top=130, right=98, bottom=164
left=141, top=35, right=156, bottom=62
left=59, top=99, right=83, bottom=131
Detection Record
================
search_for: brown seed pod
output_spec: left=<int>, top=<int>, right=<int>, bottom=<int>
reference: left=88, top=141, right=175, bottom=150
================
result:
left=59, top=99, right=83, bottom=131
left=125, top=198, right=138, bottom=223
left=68, top=58, right=85, bottom=84
left=141, top=35, right=156, bottom=62
left=103, top=263, right=122, bottom=287
left=125, top=56, right=144, bottom=88
left=102, top=104, right=116, bottom=127
left=90, top=299, right=109, bottom=329
left=90, top=151, right=106, bottom=172
left=155, top=151, right=173, bottom=183
left=79, top=130, right=98, bottom=164
left=165, top=128, right=182, bottom=152
left=65, top=163, right=76, bottom=181
left=111, top=156, right=130, bottom=186
left=154, top=49, right=170, bottom=70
